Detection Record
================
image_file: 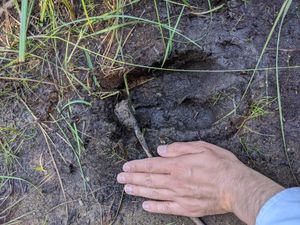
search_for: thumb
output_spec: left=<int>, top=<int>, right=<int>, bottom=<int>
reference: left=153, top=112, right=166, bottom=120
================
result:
left=157, top=142, right=205, bottom=157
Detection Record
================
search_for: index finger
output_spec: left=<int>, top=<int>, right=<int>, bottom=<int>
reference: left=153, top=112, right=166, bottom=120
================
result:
left=123, top=157, right=172, bottom=174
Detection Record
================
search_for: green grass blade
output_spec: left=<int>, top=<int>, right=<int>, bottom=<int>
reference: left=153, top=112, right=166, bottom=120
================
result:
left=49, top=14, right=202, bottom=49
left=40, top=0, right=48, bottom=22
left=84, top=49, right=93, bottom=69
left=275, top=0, right=298, bottom=184
left=154, top=0, right=166, bottom=48
left=26, top=36, right=300, bottom=74
left=19, top=0, right=29, bottom=62
left=0, top=175, right=40, bottom=193
left=61, top=100, right=92, bottom=111
left=240, top=0, right=289, bottom=102
left=50, top=113, right=88, bottom=190
left=161, top=6, right=185, bottom=67
left=81, top=0, right=93, bottom=30
left=217, top=0, right=292, bottom=121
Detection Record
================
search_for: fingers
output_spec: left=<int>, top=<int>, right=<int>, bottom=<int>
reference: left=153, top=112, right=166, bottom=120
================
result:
left=142, top=200, right=221, bottom=217
left=142, top=201, right=187, bottom=216
left=117, top=172, right=171, bottom=189
left=157, top=141, right=207, bottom=157
left=124, top=184, right=174, bottom=201
left=123, top=157, right=172, bottom=174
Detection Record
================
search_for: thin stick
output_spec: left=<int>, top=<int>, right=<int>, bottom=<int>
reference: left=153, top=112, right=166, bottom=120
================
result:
left=191, top=217, right=205, bottom=225
left=115, top=99, right=205, bottom=225
left=0, top=76, right=60, bottom=87
left=0, top=0, right=14, bottom=17
left=18, top=97, right=69, bottom=223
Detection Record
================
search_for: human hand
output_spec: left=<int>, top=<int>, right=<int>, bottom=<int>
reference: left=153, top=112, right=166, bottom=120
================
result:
left=117, top=141, right=283, bottom=225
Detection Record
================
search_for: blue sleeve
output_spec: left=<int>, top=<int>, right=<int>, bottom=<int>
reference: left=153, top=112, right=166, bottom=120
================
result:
left=256, top=187, right=300, bottom=225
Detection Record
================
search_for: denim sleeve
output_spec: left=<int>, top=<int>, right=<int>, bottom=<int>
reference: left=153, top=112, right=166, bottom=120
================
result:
left=256, top=187, right=300, bottom=225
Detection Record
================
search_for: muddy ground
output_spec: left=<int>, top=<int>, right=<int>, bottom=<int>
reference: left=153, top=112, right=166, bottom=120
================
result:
left=1, top=0, right=300, bottom=224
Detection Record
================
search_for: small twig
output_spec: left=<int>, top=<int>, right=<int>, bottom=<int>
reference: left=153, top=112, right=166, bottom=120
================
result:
left=115, top=100, right=152, bottom=158
left=108, top=190, right=125, bottom=225
left=191, top=217, right=206, bottom=225
left=115, top=100, right=205, bottom=225
left=0, top=0, right=15, bottom=17
left=0, top=76, right=61, bottom=88
left=18, top=97, right=69, bottom=224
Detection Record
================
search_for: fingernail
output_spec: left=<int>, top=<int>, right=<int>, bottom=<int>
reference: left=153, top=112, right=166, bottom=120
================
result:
left=123, top=163, right=131, bottom=171
left=124, top=185, right=133, bottom=194
left=117, top=174, right=125, bottom=183
left=142, top=202, right=150, bottom=210
left=157, top=145, right=167, bottom=154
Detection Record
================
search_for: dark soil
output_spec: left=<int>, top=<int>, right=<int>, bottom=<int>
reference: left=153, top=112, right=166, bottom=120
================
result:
left=1, top=0, right=300, bottom=225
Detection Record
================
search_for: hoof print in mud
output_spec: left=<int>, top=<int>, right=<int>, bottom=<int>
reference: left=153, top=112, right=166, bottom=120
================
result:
left=131, top=60, right=251, bottom=145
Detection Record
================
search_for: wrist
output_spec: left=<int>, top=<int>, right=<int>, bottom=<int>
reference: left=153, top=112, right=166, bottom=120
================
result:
left=227, top=164, right=284, bottom=225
